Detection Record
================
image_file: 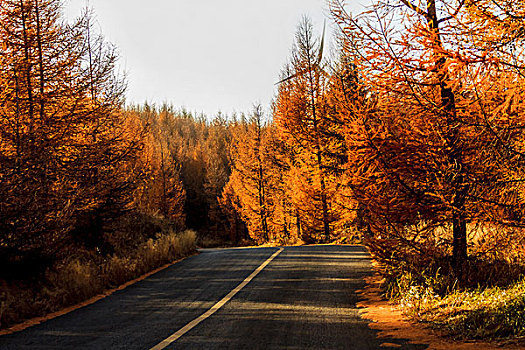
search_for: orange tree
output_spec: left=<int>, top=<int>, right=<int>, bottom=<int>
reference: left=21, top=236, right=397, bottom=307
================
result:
left=0, top=0, right=140, bottom=267
left=274, top=17, right=354, bottom=242
left=330, top=0, right=525, bottom=279
left=222, top=106, right=275, bottom=243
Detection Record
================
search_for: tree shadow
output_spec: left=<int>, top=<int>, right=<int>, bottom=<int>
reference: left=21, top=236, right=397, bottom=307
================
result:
left=0, top=246, right=428, bottom=350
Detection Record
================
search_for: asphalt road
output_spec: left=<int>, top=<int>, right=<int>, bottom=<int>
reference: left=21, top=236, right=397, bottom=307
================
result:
left=0, top=245, right=428, bottom=349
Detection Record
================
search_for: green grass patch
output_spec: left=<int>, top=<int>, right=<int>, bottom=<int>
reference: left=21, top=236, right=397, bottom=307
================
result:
left=395, top=275, right=525, bottom=339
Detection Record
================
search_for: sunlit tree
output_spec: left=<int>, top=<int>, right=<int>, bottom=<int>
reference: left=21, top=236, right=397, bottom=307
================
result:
left=0, top=0, right=139, bottom=263
left=223, top=105, right=274, bottom=243
left=330, top=0, right=525, bottom=277
left=274, top=17, right=353, bottom=242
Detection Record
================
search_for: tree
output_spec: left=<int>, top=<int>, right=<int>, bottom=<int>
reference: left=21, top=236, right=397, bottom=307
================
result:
left=0, top=0, right=139, bottom=266
left=274, top=17, right=350, bottom=242
left=263, top=122, right=302, bottom=242
left=223, top=105, right=274, bottom=243
left=202, top=114, right=233, bottom=237
left=131, top=113, right=186, bottom=229
left=126, top=104, right=239, bottom=242
left=330, top=0, right=525, bottom=278
left=218, top=180, right=248, bottom=243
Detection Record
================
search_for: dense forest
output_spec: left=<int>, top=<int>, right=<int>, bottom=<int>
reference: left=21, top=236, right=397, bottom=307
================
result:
left=1, top=0, right=525, bottom=339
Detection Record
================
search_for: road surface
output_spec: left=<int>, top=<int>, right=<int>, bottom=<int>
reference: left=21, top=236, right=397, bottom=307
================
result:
left=0, top=245, right=427, bottom=349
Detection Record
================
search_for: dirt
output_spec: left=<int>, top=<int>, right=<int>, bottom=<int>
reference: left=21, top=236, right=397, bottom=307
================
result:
left=357, top=271, right=525, bottom=349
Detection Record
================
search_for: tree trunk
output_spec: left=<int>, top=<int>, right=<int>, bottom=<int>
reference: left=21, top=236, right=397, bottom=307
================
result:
left=426, top=0, right=467, bottom=278
left=295, top=208, right=302, bottom=238
left=452, top=213, right=467, bottom=273
left=319, top=176, right=330, bottom=242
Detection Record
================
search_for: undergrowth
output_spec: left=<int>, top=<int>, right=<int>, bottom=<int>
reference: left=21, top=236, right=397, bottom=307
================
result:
left=394, top=274, right=525, bottom=339
left=384, top=259, right=525, bottom=340
left=0, top=228, right=196, bottom=330
left=366, top=223, right=525, bottom=341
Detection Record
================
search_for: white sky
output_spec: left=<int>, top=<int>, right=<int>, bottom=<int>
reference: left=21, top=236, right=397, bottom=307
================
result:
left=63, top=0, right=363, bottom=118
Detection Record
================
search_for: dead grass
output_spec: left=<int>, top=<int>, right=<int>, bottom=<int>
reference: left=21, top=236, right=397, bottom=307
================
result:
left=401, top=278, right=525, bottom=339
left=358, top=273, right=525, bottom=349
left=196, top=234, right=229, bottom=248
left=369, top=224, right=525, bottom=342
left=384, top=252, right=525, bottom=340
left=0, top=229, right=196, bottom=331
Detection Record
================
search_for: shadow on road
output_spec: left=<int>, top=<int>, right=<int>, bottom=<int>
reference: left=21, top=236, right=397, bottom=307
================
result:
left=171, top=245, right=428, bottom=350
left=0, top=246, right=428, bottom=350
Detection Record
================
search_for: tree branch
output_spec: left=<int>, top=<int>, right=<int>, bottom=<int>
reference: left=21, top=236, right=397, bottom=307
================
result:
left=399, top=0, right=429, bottom=19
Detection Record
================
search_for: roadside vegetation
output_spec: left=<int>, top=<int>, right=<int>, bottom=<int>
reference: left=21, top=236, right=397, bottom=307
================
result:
left=1, top=227, right=196, bottom=330
left=2, top=0, right=525, bottom=343
left=0, top=0, right=200, bottom=330
left=386, top=243, right=525, bottom=340
left=398, top=277, right=525, bottom=339
left=327, top=0, right=525, bottom=341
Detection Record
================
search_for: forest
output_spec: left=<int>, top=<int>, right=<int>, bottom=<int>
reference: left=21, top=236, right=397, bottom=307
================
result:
left=1, top=0, right=525, bottom=341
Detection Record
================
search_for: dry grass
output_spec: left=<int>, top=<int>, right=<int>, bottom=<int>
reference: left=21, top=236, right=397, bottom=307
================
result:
left=195, top=232, right=256, bottom=248
left=399, top=277, right=525, bottom=339
left=196, top=234, right=228, bottom=248
left=0, top=229, right=196, bottom=330
left=373, top=224, right=525, bottom=341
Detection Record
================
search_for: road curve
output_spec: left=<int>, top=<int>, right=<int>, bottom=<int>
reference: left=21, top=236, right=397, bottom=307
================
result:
left=0, top=245, right=427, bottom=349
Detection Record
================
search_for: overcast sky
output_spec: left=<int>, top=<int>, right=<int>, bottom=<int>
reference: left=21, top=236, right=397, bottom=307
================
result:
left=63, top=0, right=363, bottom=118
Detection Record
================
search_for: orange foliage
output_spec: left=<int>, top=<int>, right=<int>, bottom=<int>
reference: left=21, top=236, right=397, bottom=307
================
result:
left=222, top=106, right=276, bottom=243
left=273, top=18, right=357, bottom=243
left=0, top=0, right=142, bottom=266
left=329, top=0, right=525, bottom=277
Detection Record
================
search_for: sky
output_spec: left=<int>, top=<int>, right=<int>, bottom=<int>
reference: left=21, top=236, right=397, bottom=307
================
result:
left=63, top=0, right=363, bottom=118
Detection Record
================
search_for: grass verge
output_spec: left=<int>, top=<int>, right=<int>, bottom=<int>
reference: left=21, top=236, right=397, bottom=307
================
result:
left=0, top=229, right=196, bottom=331
left=398, top=277, right=525, bottom=340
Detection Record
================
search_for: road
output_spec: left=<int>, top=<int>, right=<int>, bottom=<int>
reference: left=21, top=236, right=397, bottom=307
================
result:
left=0, top=245, right=428, bottom=349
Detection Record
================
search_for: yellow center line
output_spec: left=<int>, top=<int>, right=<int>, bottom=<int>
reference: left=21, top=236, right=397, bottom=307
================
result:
left=150, top=247, right=284, bottom=350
